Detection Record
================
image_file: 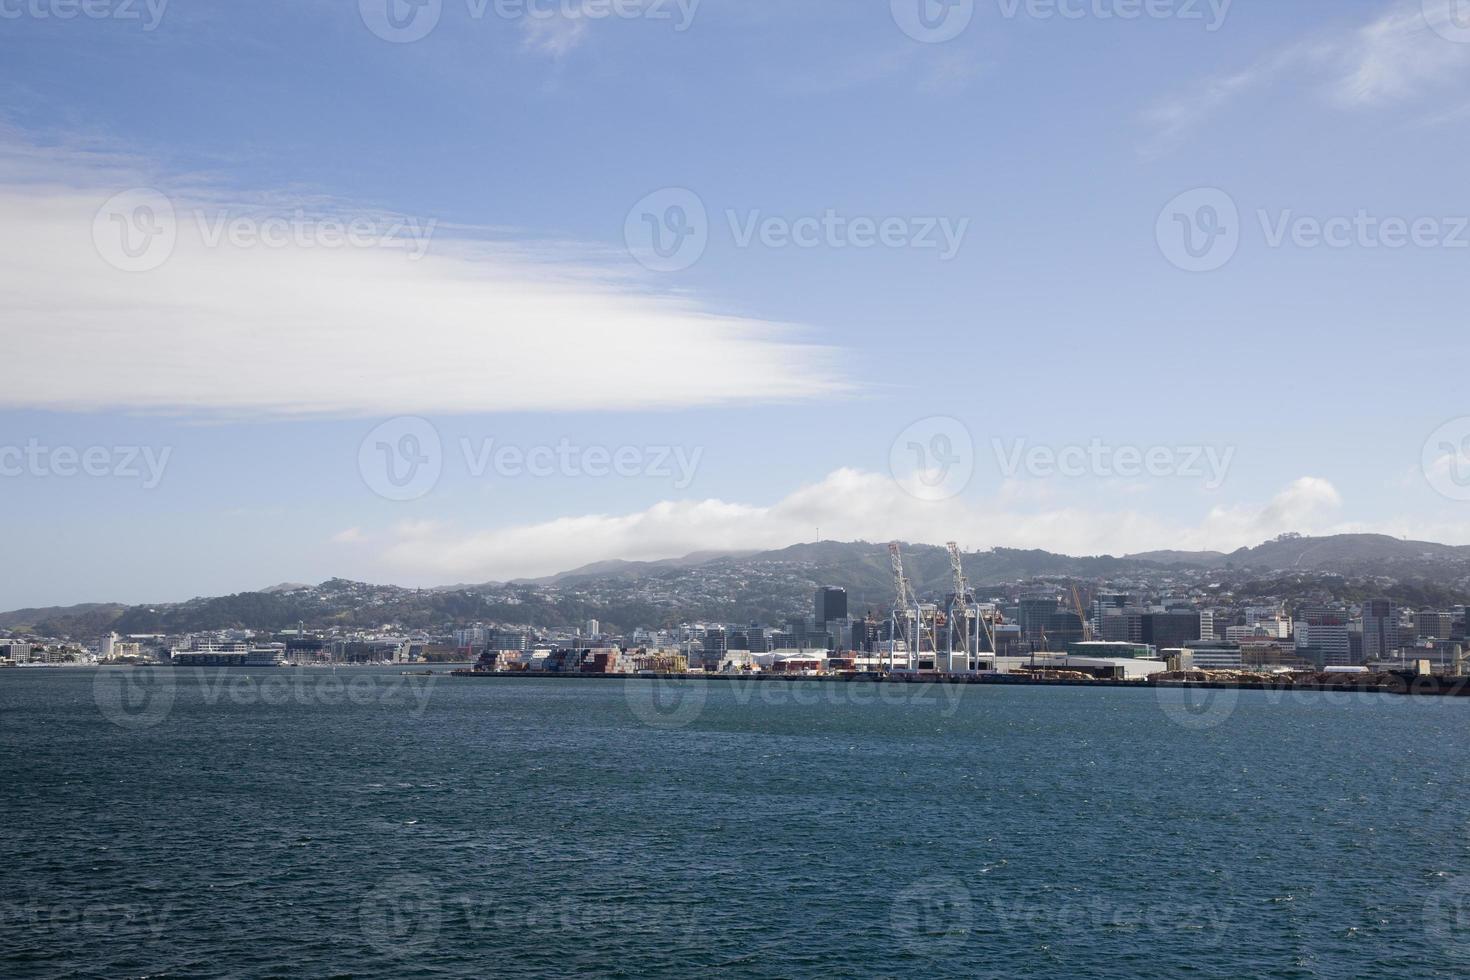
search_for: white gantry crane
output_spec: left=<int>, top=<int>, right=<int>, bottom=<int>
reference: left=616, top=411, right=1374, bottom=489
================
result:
left=946, top=541, right=995, bottom=673
left=888, top=542, right=913, bottom=672
left=889, top=542, right=938, bottom=671
left=946, top=542, right=973, bottom=672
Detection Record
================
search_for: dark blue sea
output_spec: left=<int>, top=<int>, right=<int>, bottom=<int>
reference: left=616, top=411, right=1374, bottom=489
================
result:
left=2, top=667, right=1469, bottom=978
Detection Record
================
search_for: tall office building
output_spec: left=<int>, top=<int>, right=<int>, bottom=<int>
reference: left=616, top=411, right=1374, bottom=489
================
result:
left=1140, top=611, right=1202, bottom=652
left=815, top=587, right=848, bottom=627
left=1018, top=595, right=1060, bottom=650
left=1092, top=593, right=1129, bottom=640
left=1417, top=610, right=1455, bottom=641
left=1362, top=599, right=1398, bottom=660
left=1295, top=606, right=1352, bottom=667
left=1043, top=611, right=1085, bottom=651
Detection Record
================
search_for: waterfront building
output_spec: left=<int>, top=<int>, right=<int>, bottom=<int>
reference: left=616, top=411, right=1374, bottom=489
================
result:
left=1065, top=641, right=1153, bottom=660
left=1, top=641, right=32, bottom=664
left=1177, top=645, right=1244, bottom=670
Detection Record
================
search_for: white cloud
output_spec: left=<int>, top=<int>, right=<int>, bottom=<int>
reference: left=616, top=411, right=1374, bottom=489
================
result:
left=1334, top=1, right=1470, bottom=105
left=515, top=0, right=694, bottom=57
left=0, top=140, right=848, bottom=418
left=361, top=469, right=1370, bottom=583
left=331, top=526, right=366, bottom=544
left=1143, top=1, right=1470, bottom=151
left=519, top=14, right=590, bottom=57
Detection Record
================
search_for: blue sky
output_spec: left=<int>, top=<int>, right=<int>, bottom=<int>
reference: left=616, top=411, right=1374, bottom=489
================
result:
left=2, top=0, right=1470, bottom=607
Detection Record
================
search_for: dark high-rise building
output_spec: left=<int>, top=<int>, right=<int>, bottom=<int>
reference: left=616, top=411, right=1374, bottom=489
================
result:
left=1018, top=595, right=1060, bottom=650
left=1140, top=611, right=1202, bottom=652
left=815, top=587, right=848, bottom=626
left=1362, top=599, right=1398, bottom=660
left=1043, top=611, right=1085, bottom=651
left=702, top=630, right=727, bottom=655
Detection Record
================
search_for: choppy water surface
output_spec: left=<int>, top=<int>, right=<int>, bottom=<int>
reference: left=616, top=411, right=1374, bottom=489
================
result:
left=2, top=668, right=1469, bottom=978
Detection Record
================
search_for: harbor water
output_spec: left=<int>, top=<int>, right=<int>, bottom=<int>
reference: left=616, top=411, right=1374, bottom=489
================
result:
left=2, top=667, right=1469, bottom=978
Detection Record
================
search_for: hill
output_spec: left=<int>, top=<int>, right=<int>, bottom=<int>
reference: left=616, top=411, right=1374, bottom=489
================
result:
left=7, top=534, right=1470, bottom=639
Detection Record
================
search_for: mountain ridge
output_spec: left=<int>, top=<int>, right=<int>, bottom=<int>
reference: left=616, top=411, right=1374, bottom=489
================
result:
left=6, top=534, right=1470, bottom=637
